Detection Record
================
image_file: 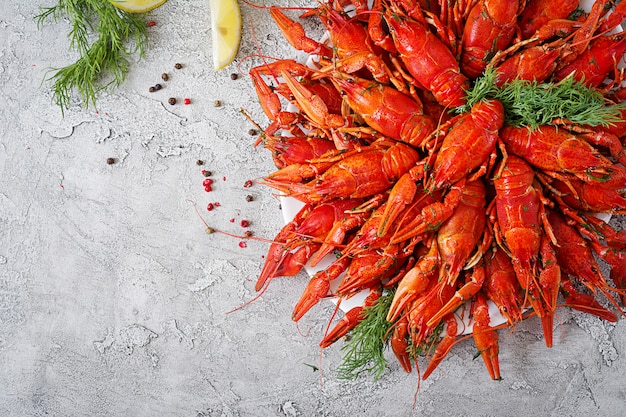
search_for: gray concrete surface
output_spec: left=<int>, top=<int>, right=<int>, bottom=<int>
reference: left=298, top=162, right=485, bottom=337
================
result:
left=1, top=1, right=625, bottom=416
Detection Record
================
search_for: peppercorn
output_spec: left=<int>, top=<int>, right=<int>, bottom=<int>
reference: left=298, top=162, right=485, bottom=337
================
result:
left=246, top=195, right=254, bottom=202
left=106, top=157, right=115, bottom=165
left=184, top=98, right=191, bottom=105
left=248, top=129, right=258, bottom=136
left=149, top=86, right=156, bottom=93
left=154, top=83, right=162, bottom=91
left=230, top=73, right=239, bottom=80
left=174, top=63, right=183, bottom=69
left=168, top=97, right=177, bottom=105
left=203, top=170, right=213, bottom=177
left=213, top=100, right=222, bottom=107
left=161, top=73, right=169, bottom=81
left=196, top=160, right=204, bottom=166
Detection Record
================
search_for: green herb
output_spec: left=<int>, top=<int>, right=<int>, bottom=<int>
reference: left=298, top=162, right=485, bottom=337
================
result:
left=456, top=67, right=626, bottom=129
left=336, top=290, right=394, bottom=380
left=36, top=0, right=149, bottom=113
left=303, top=363, right=319, bottom=372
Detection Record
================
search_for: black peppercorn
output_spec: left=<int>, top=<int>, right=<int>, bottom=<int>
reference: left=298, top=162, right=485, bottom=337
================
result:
left=161, top=73, right=169, bottom=81
left=174, top=63, right=183, bottom=69
left=168, top=97, right=177, bottom=105
left=106, top=157, right=115, bottom=165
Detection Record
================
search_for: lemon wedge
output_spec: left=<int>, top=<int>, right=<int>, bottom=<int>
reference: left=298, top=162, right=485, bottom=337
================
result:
left=209, top=0, right=242, bottom=70
left=109, top=0, right=168, bottom=13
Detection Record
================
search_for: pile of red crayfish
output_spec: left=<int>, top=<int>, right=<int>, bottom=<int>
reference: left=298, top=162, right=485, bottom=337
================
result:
left=246, top=0, right=626, bottom=381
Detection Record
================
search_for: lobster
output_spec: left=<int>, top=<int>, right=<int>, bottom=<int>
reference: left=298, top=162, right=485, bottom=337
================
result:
left=490, top=0, right=608, bottom=86
left=386, top=239, right=439, bottom=323
left=434, top=179, right=487, bottom=286
left=328, top=73, right=436, bottom=147
left=491, top=155, right=556, bottom=346
left=483, top=244, right=525, bottom=325
left=553, top=31, right=626, bottom=88
left=262, top=139, right=420, bottom=203
left=460, top=0, right=523, bottom=79
left=500, top=124, right=626, bottom=188
left=255, top=198, right=365, bottom=291
left=517, top=0, right=580, bottom=40
left=383, top=4, right=470, bottom=108
left=425, top=99, right=504, bottom=192
left=320, top=288, right=381, bottom=348
left=271, top=4, right=392, bottom=84
left=543, top=176, right=626, bottom=215
left=471, top=291, right=502, bottom=380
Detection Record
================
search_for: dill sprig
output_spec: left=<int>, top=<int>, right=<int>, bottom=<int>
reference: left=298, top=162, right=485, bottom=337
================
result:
left=336, top=290, right=395, bottom=380
left=457, top=67, right=626, bottom=129
left=36, top=0, right=149, bottom=113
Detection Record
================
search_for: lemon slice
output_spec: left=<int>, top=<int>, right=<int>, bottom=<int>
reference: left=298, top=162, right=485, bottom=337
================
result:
left=109, top=0, right=168, bottom=13
left=209, top=0, right=242, bottom=70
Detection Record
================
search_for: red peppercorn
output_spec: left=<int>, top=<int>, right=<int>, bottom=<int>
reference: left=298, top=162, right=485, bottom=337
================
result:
left=184, top=98, right=191, bottom=105
left=240, top=220, right=250, bottom=228
left=147, top=21, right=156, bottom=27
left=204, top=185, right=212, bottom=192
left=229, top=218, right=235, bottom=223
left=222, top=176, right=227, bottom=181
left=206, top=203, right=214, bottom=211
left=214, top=202, right=221, bottom=207
left=203, top=178, right=214, bottom=187
left=243, top=180, right=253, bottom=188
left=238, top=241, right=247, bottom=248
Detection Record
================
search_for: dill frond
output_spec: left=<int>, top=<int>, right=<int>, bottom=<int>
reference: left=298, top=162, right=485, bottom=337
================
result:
left=36, top=0, right=148, bottom=114
left=457, top=69, right=626, bottom=129
left=336, top=289, right=395, bottom=381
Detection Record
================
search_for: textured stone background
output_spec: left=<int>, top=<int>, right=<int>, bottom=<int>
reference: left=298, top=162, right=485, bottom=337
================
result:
left=1, top=1, right=625, bottom=416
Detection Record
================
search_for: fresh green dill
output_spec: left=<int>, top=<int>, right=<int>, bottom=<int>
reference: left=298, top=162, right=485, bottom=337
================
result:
left=456, top=67, right=626, bottom=129
left=336, top=289, right=394, bottom=380
left=36, top=0, right=149, bottom=113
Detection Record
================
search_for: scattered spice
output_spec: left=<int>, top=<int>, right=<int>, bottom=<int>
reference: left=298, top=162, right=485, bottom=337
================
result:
left=206, top=203, right=215, bottom=211
left=238, top=241, right=247, bottom=248
left=154, top=83, right=162, bottom=91
left=229, top=218, right=235, bottom=223
left=147, top=21, right=156, bottom=27
left=240, top=220, right=250, bottom=228
left=246, top=195, right=254, bottom=202
left=184, top=98, right=191, bottom=105
left=248, top=129, right=258, bottom=136
left=243, top=180, right=253, bottom=188
left=168, top=97, right=177, bottom=105
left=149, top=86, right=156, bottom=93
left=214, top=100, right=222, bottom=107
left=174, top=63, right=183, bottom=69
left=204, top=185, right=212, bottom=192
left=197, top=160, right=205, bottom=166
left=202, top=170, right=212, bottom=177
left=106, top=157, right=116, bottom=165
left=161, top=73, right=169, bottom=81
left=230, top=73, right=239, bottom=80
left=214, top=202, right=221, bottom=207
left=244, top=230, right=253, bottom=238
left=203, top=178, right=214, bottom=187
left=205, top=227, right=215, bottom=234
left=222, top=176, right=227, bottom=181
